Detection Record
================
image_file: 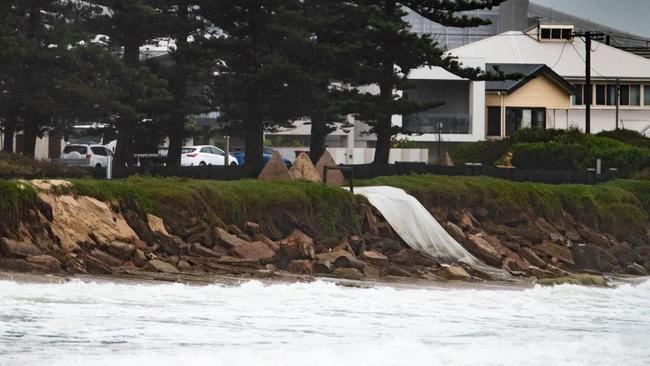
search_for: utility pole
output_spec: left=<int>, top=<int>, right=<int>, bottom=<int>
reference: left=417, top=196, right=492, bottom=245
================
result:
left=616, top=78, right=621, bottom=130
left=585, top=31, right=592, bottom=134
left=573, top=31, right=606, bottom=134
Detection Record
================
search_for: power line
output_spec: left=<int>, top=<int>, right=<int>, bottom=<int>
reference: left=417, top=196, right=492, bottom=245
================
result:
left=549, top=38, right=570, bottom=68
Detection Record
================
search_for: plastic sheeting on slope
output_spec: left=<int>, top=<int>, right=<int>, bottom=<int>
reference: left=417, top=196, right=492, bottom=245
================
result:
left=355, top=186, right=510, bottom=278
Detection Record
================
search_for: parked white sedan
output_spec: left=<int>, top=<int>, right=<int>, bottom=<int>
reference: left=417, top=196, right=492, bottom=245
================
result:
left=181, top=145, right=239, bottom=166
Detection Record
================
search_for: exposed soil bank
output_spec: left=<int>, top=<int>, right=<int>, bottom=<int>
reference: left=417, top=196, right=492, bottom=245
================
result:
left=1, top=176, right=648, bottom=286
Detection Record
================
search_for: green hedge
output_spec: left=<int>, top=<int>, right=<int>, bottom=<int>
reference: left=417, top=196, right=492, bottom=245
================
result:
left=451, top=128, right=650, bottom=176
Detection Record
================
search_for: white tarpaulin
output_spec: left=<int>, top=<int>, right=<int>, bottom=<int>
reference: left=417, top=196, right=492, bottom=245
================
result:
left=355, top=186, right=509, bottom=278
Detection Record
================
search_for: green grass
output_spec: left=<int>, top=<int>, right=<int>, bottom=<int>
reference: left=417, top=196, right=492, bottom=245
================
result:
left=0, top=180, right=41, bottom=236
left=61, top=177, right=361, bottom=243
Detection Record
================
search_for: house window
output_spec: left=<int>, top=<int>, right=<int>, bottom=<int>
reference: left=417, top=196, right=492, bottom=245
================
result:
left=620, top=85, right=629, bottom=105
left=595, top=85, right=606, bottom=105
left=487, top=107, right=501, bottom=137
left=630, top=85, right=641, bottom=106
left=541, top=28, right=551, bottom=40
left=607, top=85, right=617, bottom=106
left=645, top=85, right=650, bottom=106
left=505, top=107, right=546, bottom=136
left=573, top=84, right=584, bottom=105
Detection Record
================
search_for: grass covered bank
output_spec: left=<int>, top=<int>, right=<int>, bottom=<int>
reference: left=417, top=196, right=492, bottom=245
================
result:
left=358, top=175, right=650, bottom=243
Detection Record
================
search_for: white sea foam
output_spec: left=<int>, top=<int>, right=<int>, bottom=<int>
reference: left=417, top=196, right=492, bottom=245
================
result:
left=1, top=279, right=649, bottom=366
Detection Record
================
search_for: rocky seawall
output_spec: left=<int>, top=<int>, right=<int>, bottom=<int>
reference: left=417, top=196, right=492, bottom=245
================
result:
left=0, top=179, right=647, bottom=285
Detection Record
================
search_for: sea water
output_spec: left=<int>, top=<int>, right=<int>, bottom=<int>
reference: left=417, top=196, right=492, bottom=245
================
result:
left=1, top=278, right=649, bottom=366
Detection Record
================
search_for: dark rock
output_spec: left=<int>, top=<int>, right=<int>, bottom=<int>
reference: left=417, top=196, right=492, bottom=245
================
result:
left=361, top=250, right=389, bottom=269
left=502, top=255, right=530, bottom=272
left=316, top=250, right=365, bottom=271
left=474, top=207, right=490, bottom=220
left=146, top=259, right=179, bottom=273
left=520, top=247, right=547, bottom=268
left=0, top=238, right=43, bottom=258
left=387, top=265, right=413, bottom=277
left=177, top=261, right=192, bottom=272
left=445, top=222, right=466, bottom=242
left=158, top=236, right=182, bottom=255
left=132, top=249, right=147, bottom=267
left=609, top=242, right=639, bottom=267
left=625, top=263, right=648, bottom=276
left=571, top=243, right=613, bottom=272
left=332, top=267, right=364, bottom=280
left=80, top=254, right=113, bottom=274
left=348, top=235, right=365, bottom=255
left=107, top=241, right=135, bottom=260
left=215, top=227, right=249, bottom=248
left=501, top=240, right=521, bottom=253
left=388, top=249, right=438, bottom=267
left=535, top=218, right=562, bottom=239
left=25, top=255, right=61, bottom=272
left=228, top=224, right=253, bottom=242
left=182, top=224, right=205, bottom=242
left=89, top=249, right=123, bottom=267
left=0, top=258, right=50, bottom=272
left=578, top=226, right=613, bottom=249
left=163, top=255, right=180, bottom=266
left=509, top=226, right=545, bottom=245
left=287, top=260, right=313, bottom=275
left=366, top=237, right=403, bottom=255
left=531, top=240, right=574, bottom=265
left=244, top=222, right=261, bottom=236
left=313, top=259, right=333, bottom=274
left=278, top=229, right=316, bottom=260
left=528, top=266, right=556, bottom=279
left=62, top=254, right=87, bottom=274
left=191, top=243, right=225, bottom=257
left=253, top=233, right=280, bottom=253
left=376, top=223, right=395, bottom=239
left=464, top=234, right=502, bottom=267
left=230, top=241, right=275, bottom=262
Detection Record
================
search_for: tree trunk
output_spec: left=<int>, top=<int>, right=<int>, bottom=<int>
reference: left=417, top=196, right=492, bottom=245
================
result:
left=309, top=112, right=328, bottom=163
left=2, top=117, right=16, bottom=153
left=244, top=117, right=264, bottom=169
left=373, top=0, right=397, bottom=168
left=22, top=120, right=38, bottom=159
left=166, top=3, right=189, bottom=167
left=114, top=42, right=141, bottom=169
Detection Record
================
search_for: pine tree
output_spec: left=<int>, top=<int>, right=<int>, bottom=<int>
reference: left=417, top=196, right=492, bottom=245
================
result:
left=91, top=0, right=171, bottom=167
left=199, top=0, right=313, bottom=168
left=298, top=0, right=371, bottom=163
left=350, top=0, right=506, bottom=167
left=0, top=1, right=104, bottom=157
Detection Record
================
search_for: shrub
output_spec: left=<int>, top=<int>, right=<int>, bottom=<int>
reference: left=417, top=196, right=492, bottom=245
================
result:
left=597, top=128, right=650, bottom=149
left=0, top=152, right=89, bottom=179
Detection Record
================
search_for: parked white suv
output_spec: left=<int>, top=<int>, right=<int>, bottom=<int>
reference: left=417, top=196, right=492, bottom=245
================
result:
left=61, top=144, right=112, bottom=168
left=181, top=145, right=239, bottom=166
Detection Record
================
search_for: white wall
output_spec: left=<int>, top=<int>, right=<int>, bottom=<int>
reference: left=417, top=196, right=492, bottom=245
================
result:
left=272, top=147, right=429, bottom=164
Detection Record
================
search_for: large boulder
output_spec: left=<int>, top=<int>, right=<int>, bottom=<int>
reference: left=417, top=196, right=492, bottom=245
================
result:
left=287, top=260, right=313, bottom=275
left=230, top=241, right=276, bottom=262
left=315, top=150, right=345, bottom=187
left=25, top=255, right=61, bottom=272
left=465, top=234, right=502, bottom=267
left=107, top=241, right=136, bottom=260
left=388, top=249, right=438, bottom=267
left=289, top=153, right=321, bottom=182
left=145, top=259, right=179, bottom=274
left=571, top=243, right=616, bottom=272
left=445, top=222, right=466, bottom=242
left=278, top=230, right=316, bottom=260
left=0, top=238, right=43, bottom=258
left=258, top=152, right=292, bottom=182
left=520, top=247, right=547, bottom=268
left=316, top=250, right=365, bottom=271
left=435, top=265, right=471, bottom=281
left=361, top=250, right=389, bottom=269
left=214, top=227, right=249, bottom=248
left=531, top=240, right=574, bottom=265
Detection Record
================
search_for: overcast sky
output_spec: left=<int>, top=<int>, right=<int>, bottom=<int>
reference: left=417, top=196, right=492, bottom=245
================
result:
left=532, top=0, right=650, bottom=38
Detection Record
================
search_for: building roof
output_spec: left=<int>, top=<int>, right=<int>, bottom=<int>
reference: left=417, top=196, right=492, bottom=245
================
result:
left=449, top=31, right=650, bottom=80
left=485, top=63, right=576, bottom=94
